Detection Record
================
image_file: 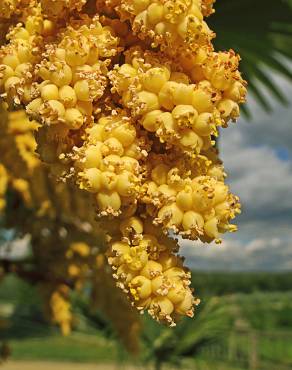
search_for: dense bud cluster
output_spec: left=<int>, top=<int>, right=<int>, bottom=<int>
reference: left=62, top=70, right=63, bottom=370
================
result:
left=0, top=163, right=8, bottom=211
left=0, top=0, right=246, bottom=327
left=142, top=153, right=240, bottom=241
left=116, top=0, right=215, bottom=50
left=75, top=112, right=146, bottom=216
left=0, top=5, right=55, bottom=107
left=26, top=15, right=119, bottom=128
left=108, top=216, right=199, bottom=325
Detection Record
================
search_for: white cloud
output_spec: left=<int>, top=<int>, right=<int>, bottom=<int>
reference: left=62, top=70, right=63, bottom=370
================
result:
left=181, top=236, right=292, bottom=271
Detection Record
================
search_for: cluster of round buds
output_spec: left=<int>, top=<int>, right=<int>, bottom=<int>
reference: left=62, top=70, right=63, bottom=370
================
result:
left=0, top=0, right=246, bottom=328
left=74, top=113, right=147, bottom=217
left=179, top=49, right=247, bottom=121
left=0, top=163, right=8, bottom=212
left=109, top=48, right=245, bottom=154
left=66, top=242, right=91, bottom=290
left=117, top=0, right=215, bottom=49
left=50, top=284, right=73, bottom=336
left=7, top=110, right=40, bottom=171
left=108, top=216, right=199, bottom=326
left=26, top=16, right=119, bottom=129
left=141, top=154, right=240, bottom=242
left=0, top=5, right=54, bottom=107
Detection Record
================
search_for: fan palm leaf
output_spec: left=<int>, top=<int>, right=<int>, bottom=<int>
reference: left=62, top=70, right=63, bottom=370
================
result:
left=209, top=0, right=292, bottom=113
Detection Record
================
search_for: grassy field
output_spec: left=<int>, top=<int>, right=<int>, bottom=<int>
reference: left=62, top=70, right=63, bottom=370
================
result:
left=1, top=362, right=138, bottom=370
left=1, top=273, right=292, bottom=369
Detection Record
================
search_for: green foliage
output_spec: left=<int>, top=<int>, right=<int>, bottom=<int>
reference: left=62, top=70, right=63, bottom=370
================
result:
left=2, top=273, right=292, bottom=369
left=141, top=298, right=230, bottom=369
left=192, top=271, right=292, bottom=297
left=209, top=0, right=292, bottom=114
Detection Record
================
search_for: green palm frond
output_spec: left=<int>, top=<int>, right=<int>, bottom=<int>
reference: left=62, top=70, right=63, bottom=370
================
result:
left=209, top=0, right=292, bottom=112
left=141, top=298, right=229, bottom=369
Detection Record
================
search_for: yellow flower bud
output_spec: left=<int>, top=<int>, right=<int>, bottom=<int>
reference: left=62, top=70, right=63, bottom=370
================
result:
left=87, top=124, right=105, bottom=142
left=82, top=168, right=102, bottom=192
left=163, top=267, right=186, bottom=281
left=133, top=0, right=150, bottom=13
left=116, top=171, right=136, bottom=197
left=167, top=283, right=186, bottom=304
left=51, top=64, right=72, bottom=87
left=140, top=261, right=162, bottom=279
left=0, top=65, right=14, bottom=86
left=47, top=100, right=66, bottom=118
left=2, top=54, right=20, bottom=69
left=147, top=3, right=165, bottom=24
left=64, top=108, right=83, bottom=129
left=176, top=187, right=193, bottom=211
left=101, top=171, right=118, bottom=191
left=96, top=191, right=121, bottom=212
left=175, top=291, right=193, bottom=315
left=130, top=275, right=152, bottom=300
left=41, top=84, right=59, bottom=101
left=158, top=81, right=177, bottom=110
left=83, top=145, right=102, bottom=168
left=59, top=85, right=77, bottom=107
left=172, top=105, right=197, bottom=127
left=192, top=87, right=213, bottom=113
left=151, top=275, right=164, bottom=294
left=150, top=297, right=174, bottom=316
left=102, top=137, right=124, bottom=156
left=173, top=84, right=194, bottom=105
left=158, top=203, right=184, bottom=227
left=193, top=112, right=213, bottom=136
left=142, top=67, right=169, bottom=94
left=179, top=129, right=203, bottom=149
left=142, top=110, right=162, bottom=132
left=137, top=90, right=160, bottom=114
left=112, top=124, right=136, bottom=147
left=74, top=80, right=90, bottom=101
left=182, top=210, right=204, bottom=232
left=120, top=216, right=144, bottom=236
left=112, top=241, right=131, bottom=256
left=26, top=98, right=43, bottom=115
left=204, top=217, right=219, bottom=239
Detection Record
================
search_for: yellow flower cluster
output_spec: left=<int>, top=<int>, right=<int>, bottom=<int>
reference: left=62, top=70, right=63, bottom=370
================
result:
left=0, top=0, right=247, bottom=326
left=108, top=216, right=199, bottom=325
left=0, top=106, right=141, bottom=345
left=26, top=15, right=118, bottom=129
left=0, top=163, right=8, bottom=212
left=75, top=112, right=145, bottom=216
left=0, top=5, right=54, bottom=107
left=50, top=284, right=73, bottom=336
left=141, top=152, right=240, bottom=241
left=117, top=0, right=215, bottom=49
left=110, top=47, right=245, bottom=154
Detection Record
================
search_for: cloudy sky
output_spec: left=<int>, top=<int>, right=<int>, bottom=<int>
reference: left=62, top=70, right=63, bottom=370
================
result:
left=182, top=71, right=292, bottom=271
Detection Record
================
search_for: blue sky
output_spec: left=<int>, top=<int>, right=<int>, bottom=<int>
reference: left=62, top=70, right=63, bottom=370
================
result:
left=182, top=71, right=292, bottom=271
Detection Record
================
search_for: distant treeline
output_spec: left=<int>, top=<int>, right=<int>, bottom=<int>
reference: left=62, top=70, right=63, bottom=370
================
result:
left=191, top=271, right=292, bottom=296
